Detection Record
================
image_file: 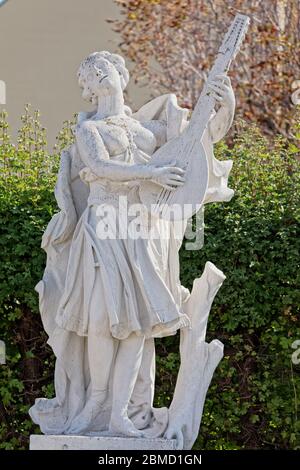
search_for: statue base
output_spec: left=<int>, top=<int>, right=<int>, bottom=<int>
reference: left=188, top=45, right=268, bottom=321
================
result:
left=29, top=434, right=177, bottom=450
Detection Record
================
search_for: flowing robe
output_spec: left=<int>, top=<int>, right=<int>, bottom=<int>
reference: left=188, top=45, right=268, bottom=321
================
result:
left=29, top=94, right=233, bottom=435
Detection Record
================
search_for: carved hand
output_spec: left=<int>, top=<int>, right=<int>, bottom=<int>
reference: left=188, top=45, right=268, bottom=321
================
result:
left=149, top=164, right=185, bottom=191
left=207, top=74, right=235, bottom=112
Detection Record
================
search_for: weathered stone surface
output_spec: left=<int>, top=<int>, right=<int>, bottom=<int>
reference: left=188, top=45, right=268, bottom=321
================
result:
left=29, top=14, right=249, bottom=450
left=30, top=435, right=177, bottom=451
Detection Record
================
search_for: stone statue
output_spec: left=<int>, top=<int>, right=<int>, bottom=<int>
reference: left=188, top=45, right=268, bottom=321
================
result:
left=29, top=15, right=249, bottom=450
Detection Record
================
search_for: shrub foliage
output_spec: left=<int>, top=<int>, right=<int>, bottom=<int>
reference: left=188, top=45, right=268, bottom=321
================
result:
left=0, top=108, right=299, bottom=449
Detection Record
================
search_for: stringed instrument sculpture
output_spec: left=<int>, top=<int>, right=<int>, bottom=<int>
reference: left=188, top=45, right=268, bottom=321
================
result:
left=139, top=14, right=250, bottom=220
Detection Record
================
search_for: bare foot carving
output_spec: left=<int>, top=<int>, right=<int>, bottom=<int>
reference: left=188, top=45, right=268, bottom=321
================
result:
left=109, top=413, right=145, bottom=438
left=68, top=393, right=106, bottom=434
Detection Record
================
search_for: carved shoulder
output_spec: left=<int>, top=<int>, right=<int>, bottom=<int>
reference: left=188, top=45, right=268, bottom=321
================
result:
left=75, top=119, right=110, bottom=173
left=75, top=119, right=97, bottom=137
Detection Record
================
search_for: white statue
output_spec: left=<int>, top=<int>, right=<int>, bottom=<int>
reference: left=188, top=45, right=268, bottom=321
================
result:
left=29, top=15, right=249, bottom=449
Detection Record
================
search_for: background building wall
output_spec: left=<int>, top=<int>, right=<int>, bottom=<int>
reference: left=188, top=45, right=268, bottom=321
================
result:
left=0, top=0, right=148, bottom=147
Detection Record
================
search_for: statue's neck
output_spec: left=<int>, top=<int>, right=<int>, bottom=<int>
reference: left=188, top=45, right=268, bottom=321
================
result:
left=95, top=90, right=125, bottom=120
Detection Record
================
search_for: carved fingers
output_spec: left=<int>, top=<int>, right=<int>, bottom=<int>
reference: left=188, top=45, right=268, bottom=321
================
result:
left=151, top=164, right=186, bottom=191
left=207, top=74, right=235, bottom=109
left=216, top=73, right=231, bottom=87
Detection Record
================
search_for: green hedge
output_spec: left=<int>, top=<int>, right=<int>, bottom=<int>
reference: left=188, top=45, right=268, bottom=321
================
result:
left=0, top=108, right=299, bottom=449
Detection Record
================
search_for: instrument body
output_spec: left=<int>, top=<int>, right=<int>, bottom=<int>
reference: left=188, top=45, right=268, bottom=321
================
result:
left=139, top=14, right=250, bottom=220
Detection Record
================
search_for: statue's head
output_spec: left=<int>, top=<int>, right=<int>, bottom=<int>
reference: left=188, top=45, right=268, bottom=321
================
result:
left=77, top=51, right=129, bottom=105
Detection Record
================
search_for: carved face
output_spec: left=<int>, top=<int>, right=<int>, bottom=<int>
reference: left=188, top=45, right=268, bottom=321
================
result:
left=78, top=57, right=122, bottom=105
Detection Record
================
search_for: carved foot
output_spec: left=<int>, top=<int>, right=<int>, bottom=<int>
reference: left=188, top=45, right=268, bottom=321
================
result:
left=68, top=395, right=105, bottom=434
left=109, top=413, right=145, bottom=438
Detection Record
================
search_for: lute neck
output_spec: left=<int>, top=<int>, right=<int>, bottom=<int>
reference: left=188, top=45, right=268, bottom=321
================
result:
left=187, top=50, right=232, bottom=138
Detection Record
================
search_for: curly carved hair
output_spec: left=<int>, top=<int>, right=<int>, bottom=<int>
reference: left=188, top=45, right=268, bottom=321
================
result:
left=77, top=51, right=130, bottom=91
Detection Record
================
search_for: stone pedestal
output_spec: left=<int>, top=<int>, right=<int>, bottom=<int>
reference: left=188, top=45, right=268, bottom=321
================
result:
left=30, top=435, right=177, bottom=451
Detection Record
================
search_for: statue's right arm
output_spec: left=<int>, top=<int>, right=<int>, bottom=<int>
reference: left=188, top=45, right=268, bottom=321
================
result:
left=75, top=121, right=153, bottom=182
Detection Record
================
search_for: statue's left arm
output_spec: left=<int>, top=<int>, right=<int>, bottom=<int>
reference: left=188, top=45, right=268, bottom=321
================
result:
left=207, top=74, right=235, bottom=143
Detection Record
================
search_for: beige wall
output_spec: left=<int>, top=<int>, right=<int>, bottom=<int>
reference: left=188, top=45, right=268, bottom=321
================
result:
left=0, top=0, right=149, bottom=148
